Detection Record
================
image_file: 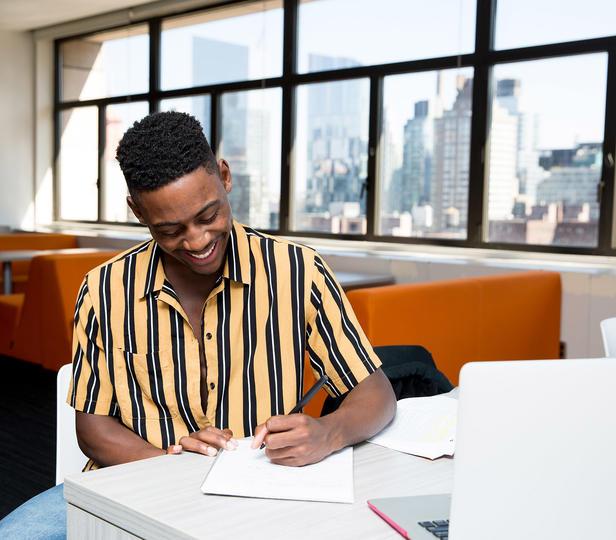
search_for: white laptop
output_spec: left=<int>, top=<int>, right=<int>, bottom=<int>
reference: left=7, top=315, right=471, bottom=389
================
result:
left=368, top=358, right=616, bottom=539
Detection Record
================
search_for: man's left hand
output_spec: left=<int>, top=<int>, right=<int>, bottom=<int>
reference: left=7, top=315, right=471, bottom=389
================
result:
left=251, top=414, right=339, bottom=467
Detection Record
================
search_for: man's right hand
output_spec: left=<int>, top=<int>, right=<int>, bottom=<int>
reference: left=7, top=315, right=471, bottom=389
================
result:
left=177, top=426, right=238, bottom=456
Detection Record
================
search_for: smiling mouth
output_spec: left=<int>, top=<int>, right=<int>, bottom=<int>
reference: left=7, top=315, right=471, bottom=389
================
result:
left=185, top=241, right=217, bottom=261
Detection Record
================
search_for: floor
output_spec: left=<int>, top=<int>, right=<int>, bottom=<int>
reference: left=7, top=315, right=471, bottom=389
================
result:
left=0, top=355, right=56, bottom=519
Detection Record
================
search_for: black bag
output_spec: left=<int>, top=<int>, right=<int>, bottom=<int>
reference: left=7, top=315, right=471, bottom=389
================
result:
left=320, top=345, right=453, bottom=416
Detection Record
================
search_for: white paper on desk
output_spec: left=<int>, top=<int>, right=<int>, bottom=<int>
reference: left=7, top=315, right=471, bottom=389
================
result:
left=201, top=438, right=354, bottom=503
left=368, top=395, right=457, bottom=460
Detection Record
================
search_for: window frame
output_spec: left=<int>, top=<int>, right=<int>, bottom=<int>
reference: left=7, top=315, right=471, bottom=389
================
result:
left=53, top=0, right=616, bottom=255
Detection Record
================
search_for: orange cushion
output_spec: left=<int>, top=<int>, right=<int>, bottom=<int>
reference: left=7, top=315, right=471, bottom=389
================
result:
left=0, top=294, right=24, bottom=356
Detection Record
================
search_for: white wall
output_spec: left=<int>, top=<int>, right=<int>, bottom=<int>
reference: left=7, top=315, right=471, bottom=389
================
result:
left=0, top=30, right=34, bottom=229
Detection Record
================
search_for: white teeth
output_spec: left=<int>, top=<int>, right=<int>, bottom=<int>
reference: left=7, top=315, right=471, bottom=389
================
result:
left=189, top=242, right=216, bottom=259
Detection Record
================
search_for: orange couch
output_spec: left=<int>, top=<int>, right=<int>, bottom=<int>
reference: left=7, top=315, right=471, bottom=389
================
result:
left=0, top=233, right=78, bottom=294
left=302, top=270, right=561, bottom=416
left=346, top=271, right=561, bottom=386
left=0, top=251, right=118, bottom=370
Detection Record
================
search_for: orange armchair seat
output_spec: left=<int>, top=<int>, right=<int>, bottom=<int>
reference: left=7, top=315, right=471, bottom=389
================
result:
left=0, top=251, right=118, bottom=370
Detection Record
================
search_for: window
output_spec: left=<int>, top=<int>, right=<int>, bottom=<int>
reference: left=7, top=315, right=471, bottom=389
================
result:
left=486, top=54, right=608, bottom=247
left=54, top=0, right=616, bottom=255
left=103, top=102, right=150, bottom=223
left=297, top=0, right=476, bottom=73
left=220, top=88, right=282, bottom=229
left=160, top=2, right=283, bottom=90
left=292, top=79, right=370, bottom=234
left=495, top=0, right=616, bottom=50
left=58, top=108, right=98, bottom=220
left=60, top=25, right=149, bottom=102
left=379, top=68, right=474, bottom=239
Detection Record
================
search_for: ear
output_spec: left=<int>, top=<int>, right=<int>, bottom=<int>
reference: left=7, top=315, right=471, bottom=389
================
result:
left=127, top=195, right=146, bottom=225
left=218, top=159, right=233, bottom=194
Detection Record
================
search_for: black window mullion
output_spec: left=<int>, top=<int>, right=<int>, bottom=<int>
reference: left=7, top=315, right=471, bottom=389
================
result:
left=466, top=0, right=495, bottom=246
left=97, top=104, right=106, bottom=222
left=53, top=39, right=62, bottom=221
left=210, top=92, right=219, bottom=155
left=597, top=48, right=616, bottom=252
left=279, top=0, right=298, bottom=234
left=365, top=75, right=382, bottom=240
left=149, top=19, right=161, bottom=113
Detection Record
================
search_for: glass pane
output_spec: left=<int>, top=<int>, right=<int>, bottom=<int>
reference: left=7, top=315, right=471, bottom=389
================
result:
left=102, top=102, right=150, bottom=223
left=161, top=1, right=283, bottom=90
left=58, top=107, right=98, bottom=221
left=60, top=25, right=148, bottom=102
left=495, top=0, right=616, bottom=50
left=292, top=79, right=369, bottom=234
left=379, top=69, right=474, bottom=239
left=298, top=0, right=476, bottom=73
left=160, top=96, right=211, bottom=140
left=486, top=54, right=607, bottom=248
left=219, top=88, right=281, bottom=229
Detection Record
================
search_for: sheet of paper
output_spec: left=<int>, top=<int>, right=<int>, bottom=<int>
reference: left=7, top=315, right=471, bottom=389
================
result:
left=201, top=438, right=354, bottom=503
left=368, top=395, right=457, bottom=460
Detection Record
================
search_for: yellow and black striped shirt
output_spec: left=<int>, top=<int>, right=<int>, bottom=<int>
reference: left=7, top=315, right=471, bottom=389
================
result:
left=69, top=221, right=381, bottom=461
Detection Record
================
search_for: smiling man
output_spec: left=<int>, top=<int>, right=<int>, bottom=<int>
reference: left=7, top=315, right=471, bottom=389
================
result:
left=68, top=110, right=395, bottom=468
left=0, top=111, right=396, bottom=539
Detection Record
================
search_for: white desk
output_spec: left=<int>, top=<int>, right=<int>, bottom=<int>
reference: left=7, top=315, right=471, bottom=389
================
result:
left=64, top=443, right=453, bottom=540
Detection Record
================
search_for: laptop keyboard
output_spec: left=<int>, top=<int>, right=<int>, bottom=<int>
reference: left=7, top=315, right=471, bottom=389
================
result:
left=418, top=520, right=449, bottom=538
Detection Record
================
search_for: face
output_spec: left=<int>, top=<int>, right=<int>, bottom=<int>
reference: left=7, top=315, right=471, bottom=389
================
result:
left=128, top=161, right=233, bottom=276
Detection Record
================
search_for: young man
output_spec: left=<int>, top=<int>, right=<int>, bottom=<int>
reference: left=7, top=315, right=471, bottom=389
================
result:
left=0, top=111, right=395, bottom=537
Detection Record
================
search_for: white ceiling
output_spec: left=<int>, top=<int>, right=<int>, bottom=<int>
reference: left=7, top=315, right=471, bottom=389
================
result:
left=0, top=0, right=158, bottom=31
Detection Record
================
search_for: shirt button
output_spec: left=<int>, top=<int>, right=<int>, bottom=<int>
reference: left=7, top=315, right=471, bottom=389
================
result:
left=205, top=332, right=212, bottom=340
left=209, top=382, right=216, bottom=390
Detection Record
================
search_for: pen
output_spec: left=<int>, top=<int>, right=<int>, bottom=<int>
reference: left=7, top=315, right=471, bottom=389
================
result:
left=257, top=374, right=329, bottom=449
left=288, top=374, right=329, bottom=414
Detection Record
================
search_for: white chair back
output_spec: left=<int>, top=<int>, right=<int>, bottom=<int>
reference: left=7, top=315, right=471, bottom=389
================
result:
left=56, top=363, right=88, bottom=485
left=600, top=317, right=616, bottom=357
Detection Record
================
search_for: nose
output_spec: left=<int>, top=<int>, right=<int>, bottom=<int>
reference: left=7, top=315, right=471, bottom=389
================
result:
left=181, top=223, right=210, bottom=252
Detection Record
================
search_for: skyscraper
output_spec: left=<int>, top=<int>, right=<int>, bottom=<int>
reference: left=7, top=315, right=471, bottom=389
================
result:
left=431, top=76, right=472, bottom=232
left=302, top=54, right=368, bottom=230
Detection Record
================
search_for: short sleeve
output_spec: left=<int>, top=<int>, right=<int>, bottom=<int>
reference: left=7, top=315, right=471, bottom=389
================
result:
left=67, top=278, right=118, bottom=416
left=305, top=256, right=382, bottom=397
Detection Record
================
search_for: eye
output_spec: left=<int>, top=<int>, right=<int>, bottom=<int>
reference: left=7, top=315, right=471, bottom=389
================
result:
left=159, top=229, right=179, bottom=238
left=200, top=211, right=219, bottom=224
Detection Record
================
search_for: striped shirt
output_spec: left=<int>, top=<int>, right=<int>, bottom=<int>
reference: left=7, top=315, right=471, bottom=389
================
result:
left=69, top=221, right=381, bottom=467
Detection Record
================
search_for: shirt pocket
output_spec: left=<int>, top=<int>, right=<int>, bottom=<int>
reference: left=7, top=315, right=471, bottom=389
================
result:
left=114, top=347, right=178, bottom=420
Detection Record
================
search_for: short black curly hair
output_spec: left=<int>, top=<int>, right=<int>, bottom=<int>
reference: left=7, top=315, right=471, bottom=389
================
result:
left=116, top=111, right=217, bottom=194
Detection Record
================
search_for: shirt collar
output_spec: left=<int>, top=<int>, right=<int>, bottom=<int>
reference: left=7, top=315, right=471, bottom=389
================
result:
left=140, top=220, right=252, bottom=299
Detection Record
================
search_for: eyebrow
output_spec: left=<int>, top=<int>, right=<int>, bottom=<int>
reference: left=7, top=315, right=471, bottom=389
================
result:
left=152, top=200, right=219, bottom=229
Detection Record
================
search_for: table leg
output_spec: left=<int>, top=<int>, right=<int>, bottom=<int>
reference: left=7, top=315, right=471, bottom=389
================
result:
left=3, top=261, right=12, bottom=295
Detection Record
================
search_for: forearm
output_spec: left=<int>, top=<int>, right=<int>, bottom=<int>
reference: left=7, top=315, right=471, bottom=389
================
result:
left=76, top=412, right=164, bottom=467
left=321, top=368, right=396, bottom=452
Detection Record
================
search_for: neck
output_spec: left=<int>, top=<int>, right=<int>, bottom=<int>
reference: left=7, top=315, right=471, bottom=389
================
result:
left=161, top=252, right=222, bottom=299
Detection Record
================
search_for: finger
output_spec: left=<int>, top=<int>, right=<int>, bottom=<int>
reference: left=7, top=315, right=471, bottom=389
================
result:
left=265, top=446, right=298, bottom=461
left=166, top=445, right=182, bottom=455
left=222, top=428, right=234, bottom=438
left=268, top=455, right=306, bottom=467
left=191, top=429, right=238, bottom=450
left=264, top=428, right=307, bottom=450
left=179, top=436, right=218, bottom=457
left=251, top=423, right=268, bottom=449
left=265, top=414, right=307, bottom=434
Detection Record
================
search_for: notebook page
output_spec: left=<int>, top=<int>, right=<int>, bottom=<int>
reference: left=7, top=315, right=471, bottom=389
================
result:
left=368, top=395, right=457, bottom=460
left=201, top=438, right=354, bottom=503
